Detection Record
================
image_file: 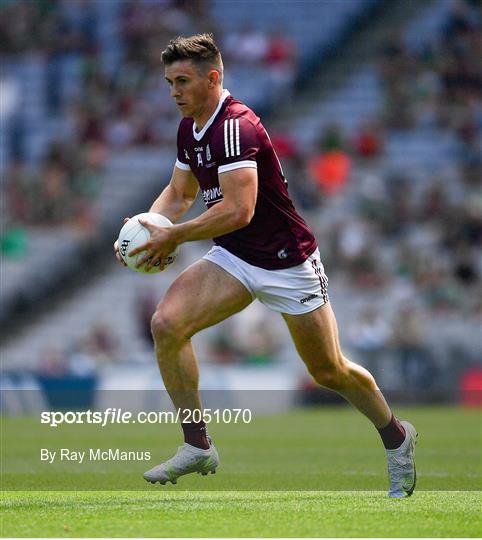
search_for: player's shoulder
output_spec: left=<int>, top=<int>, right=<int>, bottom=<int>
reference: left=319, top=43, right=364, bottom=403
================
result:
left=211, top=96, right=262, bottom=146
left=209, top=97, right=265, bottom=162
left=223, top=96, right=260, bottom=127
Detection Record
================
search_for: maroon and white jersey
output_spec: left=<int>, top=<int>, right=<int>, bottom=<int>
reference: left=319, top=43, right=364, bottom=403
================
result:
left=175, top=90, right=317, bottom=270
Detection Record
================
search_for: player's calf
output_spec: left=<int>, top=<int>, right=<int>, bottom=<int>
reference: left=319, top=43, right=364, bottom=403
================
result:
left=307, top=355, right=350, bottom=392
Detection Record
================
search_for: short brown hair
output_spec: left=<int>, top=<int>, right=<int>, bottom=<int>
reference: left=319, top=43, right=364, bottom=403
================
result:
left=161, top=33, right=223, bottom=80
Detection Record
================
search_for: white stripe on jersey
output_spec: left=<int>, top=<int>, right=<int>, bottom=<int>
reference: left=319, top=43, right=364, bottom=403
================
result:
left=229, top=119, right=235, bottom=157
left=218, top=160, right=257, bottom=174
left=224, top=118, right=241, bottom=158
left=235, top=119, right=240, bottom=156
left=224, top=120, right=229, bottom=157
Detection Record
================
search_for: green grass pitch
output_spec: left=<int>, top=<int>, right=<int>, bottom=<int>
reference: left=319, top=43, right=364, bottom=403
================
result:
left=1, top=406, right=481, bottom=537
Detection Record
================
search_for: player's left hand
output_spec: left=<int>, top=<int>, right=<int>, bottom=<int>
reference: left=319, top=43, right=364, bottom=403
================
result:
left=128, top=219, right=179, bottom=272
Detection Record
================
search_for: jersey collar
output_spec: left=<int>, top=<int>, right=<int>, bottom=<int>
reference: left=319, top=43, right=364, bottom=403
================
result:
left=192, top=89, right=230, bottom=141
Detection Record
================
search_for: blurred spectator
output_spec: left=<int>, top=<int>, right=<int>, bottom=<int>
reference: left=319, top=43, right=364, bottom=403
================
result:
left=420, top=266, right=463, bottom=312
left=385, top=173, right=417, bottom=236
left=224, top=24, right=268, bottom=65
left=36, top=346, right=69, bottom=377
left=453, top=246, right=479, bottom=287
left=378, top=31, right=416, bottom=128
left=268, top=130, right=321, bottom=210
left=105, top=109, right=137, bottom=149
left=208, top=331, right=241, bottom=365
left=265, top=29, right=297, bottom=102
left=348, top=243, right=386, bottom=288
left=348, top=307, right=390, bottom=378
left=64, top=323, right=118, bottom=374
left=224, top=304, right=283, bottom=365
left=419, top=177, right=450, bottom=224
left=287, top=152, right=322, bottom=211
left=87, top=322, right=117, bottom=361
left=335, top=218, right=387, bottom=289
left=353, top=119, right=384, bottom=159
left=317, top=123, right=347, bottom=152
left=67, top=339, right=98, bottom=377
left=36, top=142, right=73, bottom=224
left=6, top=160, right=36, bottom=224
left=308, top=151, right=351, bottom=195
left=308, top=124, right=351, bottom=194
left=241, top=327, right=280, bottom=366
left=356, top=171, right=390, bottom=224
left=45, top=3, right=96, bottom=113
left=270, top=131, right=299, bottom=161
left=391, top=305, right=435, bottom=389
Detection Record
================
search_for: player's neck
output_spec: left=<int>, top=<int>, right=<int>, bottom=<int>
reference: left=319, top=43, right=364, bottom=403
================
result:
left=193, top=89, right=223, bottom=131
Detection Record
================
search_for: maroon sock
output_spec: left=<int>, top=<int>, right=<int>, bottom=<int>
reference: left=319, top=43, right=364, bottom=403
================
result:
left=377, top=414, right=406, bottom=450
left=181, top=421, right=210, bottom=450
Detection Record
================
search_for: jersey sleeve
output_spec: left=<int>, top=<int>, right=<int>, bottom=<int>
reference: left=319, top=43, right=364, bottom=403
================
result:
left=212, top=116, right=259, bottom=175
left=176, top=122, right=191, bottom=171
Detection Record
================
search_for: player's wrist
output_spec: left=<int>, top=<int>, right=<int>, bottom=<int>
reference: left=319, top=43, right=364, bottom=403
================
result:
left=170, top=223, right=190, bottom=245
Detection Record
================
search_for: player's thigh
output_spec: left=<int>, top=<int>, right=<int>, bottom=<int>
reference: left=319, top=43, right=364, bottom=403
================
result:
left=153, top=259, right=253, bottom=339
left=281, top=301, right=344, bottom=370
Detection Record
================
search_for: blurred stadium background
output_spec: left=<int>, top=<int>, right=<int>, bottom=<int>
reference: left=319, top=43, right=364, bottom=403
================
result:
left=1, top=0, right=481, bottom=410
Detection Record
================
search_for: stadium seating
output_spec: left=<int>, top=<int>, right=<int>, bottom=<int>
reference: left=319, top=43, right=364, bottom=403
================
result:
left=292, top=0, right=460, bottom=171
left=211, top=0, right=377, bottom=108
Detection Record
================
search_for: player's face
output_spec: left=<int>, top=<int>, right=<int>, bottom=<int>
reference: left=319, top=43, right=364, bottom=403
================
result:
left=165, top=60, right=210, bottom=119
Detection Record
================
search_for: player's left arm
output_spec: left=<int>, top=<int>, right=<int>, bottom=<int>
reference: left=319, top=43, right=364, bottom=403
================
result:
left=131, top=167, right=257, bottom=269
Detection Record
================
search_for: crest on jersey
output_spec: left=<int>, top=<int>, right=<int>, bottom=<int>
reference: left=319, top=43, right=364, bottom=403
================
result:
left=277, top=248, right=288, bottom=259
left=206, top=144, right=211, bottom=161
left=184, top=149, right=190, bottom=160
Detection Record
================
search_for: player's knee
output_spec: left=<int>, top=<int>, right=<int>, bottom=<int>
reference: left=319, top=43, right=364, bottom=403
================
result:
left=309, top=354, right=349, bottom=390
left=150, top=308, right=189, bottom=345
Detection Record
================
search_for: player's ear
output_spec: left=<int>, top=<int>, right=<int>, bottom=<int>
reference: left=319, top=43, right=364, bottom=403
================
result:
left=208, top=69, right=220, bottom=88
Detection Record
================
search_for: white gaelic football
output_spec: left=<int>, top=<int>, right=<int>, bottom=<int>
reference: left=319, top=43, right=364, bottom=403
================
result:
left=117, top=212, right=179, bottom=274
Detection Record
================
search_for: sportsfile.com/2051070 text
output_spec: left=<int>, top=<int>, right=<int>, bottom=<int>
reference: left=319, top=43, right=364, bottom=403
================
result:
left=40, top=408, right=253, bottom=427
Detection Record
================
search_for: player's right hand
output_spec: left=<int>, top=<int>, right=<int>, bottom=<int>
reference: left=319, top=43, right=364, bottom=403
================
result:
left=114, top=217, right=130, bottom=267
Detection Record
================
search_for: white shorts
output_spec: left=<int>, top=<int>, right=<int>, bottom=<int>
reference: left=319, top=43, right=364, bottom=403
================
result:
left=203, top=245, right=329, bottom=315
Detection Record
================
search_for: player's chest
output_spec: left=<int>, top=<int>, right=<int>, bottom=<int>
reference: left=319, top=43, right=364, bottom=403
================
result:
left=183, top=141, right=219, bottom=189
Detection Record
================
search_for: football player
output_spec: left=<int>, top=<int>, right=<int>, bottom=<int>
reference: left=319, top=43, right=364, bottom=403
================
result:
left=114, top=33, right=417, bottom=498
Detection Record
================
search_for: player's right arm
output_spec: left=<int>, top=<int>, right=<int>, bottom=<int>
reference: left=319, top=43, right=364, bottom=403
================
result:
left=114, top=164, right=198, bottom=266
left=149, top=164, right=199, bottom=223
left=152, top=120, right=199, bottom=223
